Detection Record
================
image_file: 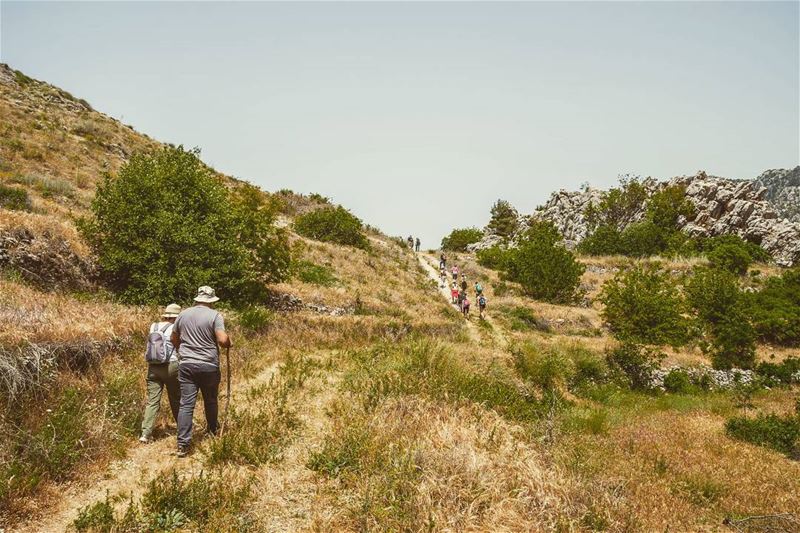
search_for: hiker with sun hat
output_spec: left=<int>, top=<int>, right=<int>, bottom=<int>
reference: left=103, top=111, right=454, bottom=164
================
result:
left=171, top=286, right=232, bottom=457
left=139, top=303, right=182, bottom=444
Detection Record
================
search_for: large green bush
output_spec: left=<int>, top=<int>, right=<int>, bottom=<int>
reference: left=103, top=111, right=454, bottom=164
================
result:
left=440, top=227, right=483, bottom=252
left=80, top=146, right=289, bottom=304
left=475, top=245, right=508, bottom=269
left=686, top=267, right=756, bottom=369
left=500, top=221, right=584, bottom=303
left=618, top=221, right=666, bottom=258
left=748, top=268, right=800, bottom=346
left=294, top=205, right=369, bottom=249
left=707, top=243, right=752, bottom=275
left=646, top=184, right=695, bottom=230
left=599, top=264, right=689, bottom=347
left=577, top=225, right=622, bottom=256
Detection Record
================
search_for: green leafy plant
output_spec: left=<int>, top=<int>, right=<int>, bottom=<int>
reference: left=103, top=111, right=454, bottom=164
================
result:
left=599, top=264, right=690, bottom=347
left=606, top=343, right=664, bottom=390
left=500, top=221, right=585, bottom=303
left=707, top=243, right=752, bottom=275
left=79, top=146, right=289, bottom=304
left=294, top=205, right=369, bottom=249
left=475, top=245, right=508, bottom=269
left=486, top=199, right=519, bottom=239
left=0, top=184, right=31, bottom=211
left=440, top=227, right=484, bottom=252
left=747, top=268, right=800, bottom=346
left=726, top=413, right=800, bottom=458
left=237, top=306, right=276, bottom=334
left=577, top=225, right=622, bottom=256
left=686, top=266, right=756, bottom=369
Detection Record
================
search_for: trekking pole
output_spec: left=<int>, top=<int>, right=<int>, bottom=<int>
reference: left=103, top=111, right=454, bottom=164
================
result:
left=220, top=346, right=232, bottom=436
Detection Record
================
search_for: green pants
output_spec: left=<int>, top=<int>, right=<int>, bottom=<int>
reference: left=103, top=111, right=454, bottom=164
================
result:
left=141, top=361, right=180, bottom=439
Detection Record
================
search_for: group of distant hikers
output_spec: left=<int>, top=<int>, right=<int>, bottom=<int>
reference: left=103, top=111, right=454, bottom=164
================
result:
left=140, top=285, right=231, bottom=458
left=438, top=253, right=487, bottom=320
left=407, top=235, right=421, bottom=252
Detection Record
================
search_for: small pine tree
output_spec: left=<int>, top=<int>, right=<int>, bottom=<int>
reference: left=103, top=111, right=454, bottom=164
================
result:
left=487, top=200, right=519, bottom=239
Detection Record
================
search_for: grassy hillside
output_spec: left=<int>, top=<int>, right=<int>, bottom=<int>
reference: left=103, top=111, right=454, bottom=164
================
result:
left=1, top=65, right=798, bottom=532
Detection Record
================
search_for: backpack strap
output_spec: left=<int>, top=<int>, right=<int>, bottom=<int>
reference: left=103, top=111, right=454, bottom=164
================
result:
left=159, top=322, right=170, bottom=334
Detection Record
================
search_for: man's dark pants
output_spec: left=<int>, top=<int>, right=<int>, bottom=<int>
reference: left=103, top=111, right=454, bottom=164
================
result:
left=177, top=364, right=221, bottom=448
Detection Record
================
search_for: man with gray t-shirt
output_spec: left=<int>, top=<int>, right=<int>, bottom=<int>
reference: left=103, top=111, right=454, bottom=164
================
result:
left=171, top=285, right=232, bottom=457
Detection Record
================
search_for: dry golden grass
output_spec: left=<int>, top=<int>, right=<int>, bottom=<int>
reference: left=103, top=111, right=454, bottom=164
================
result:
left=559, top=408, right=800, bottom=531
left=0, top=277, right=148, bottom=346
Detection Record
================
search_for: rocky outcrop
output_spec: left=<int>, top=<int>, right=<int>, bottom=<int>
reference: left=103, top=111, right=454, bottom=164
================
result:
left=0, top=227, right=96, bottom=290
left=468, top=169, right=800, bottom=266
left=755, top=167, right=800, bottom=223
left=674, top=172, right=800, bottom=266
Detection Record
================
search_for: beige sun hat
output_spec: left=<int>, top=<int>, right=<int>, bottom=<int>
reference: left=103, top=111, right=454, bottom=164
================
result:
left=162, top=303, right=181, bottom=318
left=194, top=285, right=220, bottom=303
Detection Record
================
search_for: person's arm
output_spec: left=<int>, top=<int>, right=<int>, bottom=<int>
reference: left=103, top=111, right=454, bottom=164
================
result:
left=214, top=313, right=232, bottom=348
left=171, top=321, right=181, bottom=352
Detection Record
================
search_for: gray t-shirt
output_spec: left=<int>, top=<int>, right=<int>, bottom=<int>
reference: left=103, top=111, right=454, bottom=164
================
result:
left=173, top=305, right=225, bottom=369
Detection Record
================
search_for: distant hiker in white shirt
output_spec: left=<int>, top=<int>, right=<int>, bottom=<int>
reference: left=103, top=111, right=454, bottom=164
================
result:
left=139, top=303, right=181, bottom=443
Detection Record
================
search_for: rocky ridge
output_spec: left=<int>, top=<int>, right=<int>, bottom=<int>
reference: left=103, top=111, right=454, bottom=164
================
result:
left=469, top=168, right=800, bottom=266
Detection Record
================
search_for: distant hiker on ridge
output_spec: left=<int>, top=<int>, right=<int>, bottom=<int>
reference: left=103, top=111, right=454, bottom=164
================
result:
left=407, top=235, right=414, bottom=249
left=415, top=237, right=420, bottom=252
left=139, top=303, right=182, bottom=444
left=439, top=253, right=447, bottom=269
left=172, top=286, right=232, bottom=458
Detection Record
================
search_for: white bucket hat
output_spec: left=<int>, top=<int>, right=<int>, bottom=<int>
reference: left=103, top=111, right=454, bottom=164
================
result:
left=162, top=303, right=181, bottom=318
left=194, top=285, right=219, bottom=303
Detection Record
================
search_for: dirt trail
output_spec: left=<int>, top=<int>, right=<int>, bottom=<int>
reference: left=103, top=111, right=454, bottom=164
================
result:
left=416, top=253, right=509, bottom=349
left=14, top=361, right=283, bottom=533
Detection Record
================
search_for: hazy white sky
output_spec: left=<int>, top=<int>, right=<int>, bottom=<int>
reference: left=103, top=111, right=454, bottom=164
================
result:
left=2, top=1, right=798, bottom=246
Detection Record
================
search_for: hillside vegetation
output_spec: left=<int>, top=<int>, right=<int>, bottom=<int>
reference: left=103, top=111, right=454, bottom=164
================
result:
left=1, top=64, right=799, bottom=533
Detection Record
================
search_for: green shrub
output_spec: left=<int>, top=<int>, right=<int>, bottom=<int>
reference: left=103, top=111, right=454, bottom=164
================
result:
left=578, top=225, right=622, bottom=256
left=663, top=369, right=695, bottom=394
left=79, top=146, right=289, bottom=304
left=646, top=184, right=695, bottom=230
left=92, top=470, right=256, bottom=531
left=505, top=306, right=551, bottom=332
left=513, top=343, right=574, bottom=391
left=476, top=245, right=508, bottom=269
left=686, top=267, right=756, bottom=369
left=708, top=243, right=751, bottom=275
left=440, top=227, right=483, bottom=252
left=618, top=221, right=666, bottom=257
left=500, top=221, right=585, bottom=303
left=754, top=357, right=800, bottom=385
left=584, top=176, right=649, bottom=230
left=606, top=343, right=664, bottom=390
left=486, top=199, right=519, bottom=239
left=237, top=306, right=276, bottom=334
left=702, top=235, right=771, bottom=264
left=294, top=205, right=369, bottom=249
left=73, top=493, right=117, bottom=532
left=0, top=184, right=32, bottom=211
left=599, top=264, right=690, bottom=346
left=726, top=413, right=800, bottom=457
left=748, top=269, right=800, bottom=346
left=292, top=260, right=338, bottom=286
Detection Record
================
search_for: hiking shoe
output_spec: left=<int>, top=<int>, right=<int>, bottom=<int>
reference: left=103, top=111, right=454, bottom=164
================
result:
left=176, top=446, right=189, bottom=458
left=139, top=435, right=152, bottom=444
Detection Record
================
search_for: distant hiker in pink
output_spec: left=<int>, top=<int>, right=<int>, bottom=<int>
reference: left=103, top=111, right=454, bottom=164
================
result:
left=451, top=265, right=459, bottom=281
left=462, top=295, right=471, bottom=318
